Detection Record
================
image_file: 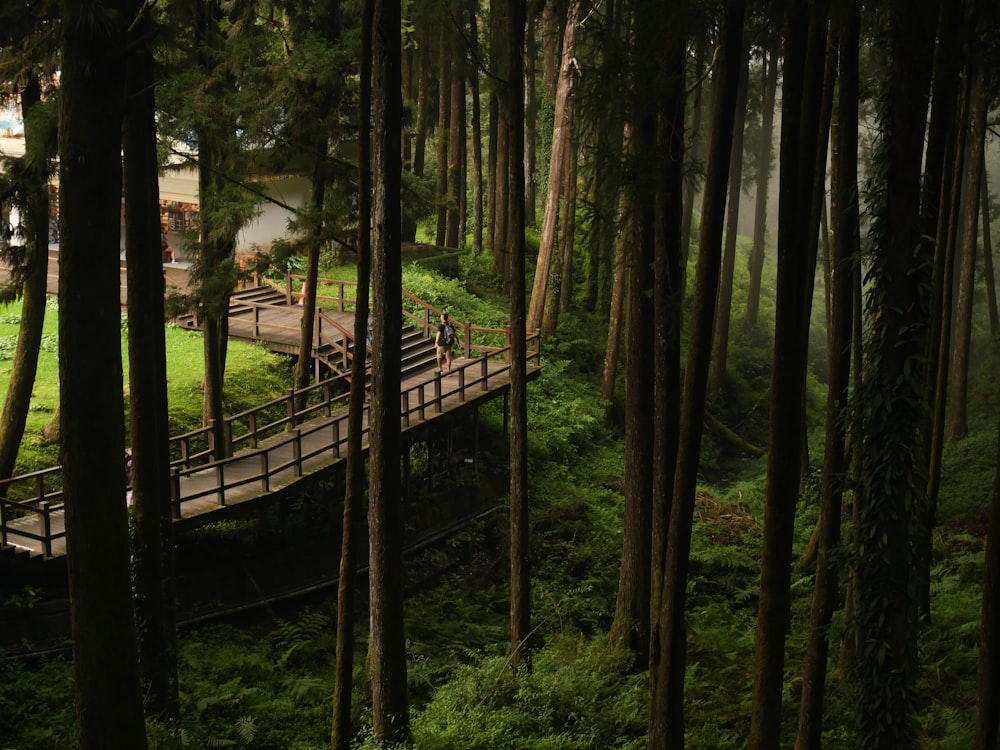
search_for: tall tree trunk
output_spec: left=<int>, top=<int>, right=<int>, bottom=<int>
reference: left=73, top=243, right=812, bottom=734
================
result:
left=508, top=0, right=531, bottom=674
left=59, top=0, right=148, bottom=745
left=745, top=51, right=778, bottom=327
left=557, top=143, right=577, bottom=315
left=368, top=0, right=409, bottom=740
left=331, top=2, right=373, bottom=745
left=123, top=0, right=179, bottom=723
left=468, top=0, right=484, bottom=254
left=750, top=3, right=829, bottom=747
left=601, top=198, right=628, bottom=428
left=947, top=63, right=987, bottom=442
left=853, top=0, right=936, bottom=744
left=0, top=78, right=51, bottom=484
left=981, top=160, right=998, bottom=334
left=527, top=0, right=579, bottom=334
left=795, top=5, right=858, bottom=747
left=646, top=0, right=686, bottom=743
left=294, top=151, right=327, bottom=399
left=609, top=25, right=656, bottom=659
left=708, top=40, right=749, bottom=394
left=919, top=0, right=967, bottom=619
left=524, top=0, right=539, bottom=227
left=446, top=12, right=465, bottom=249
left=435, top=25, right=451, bottom=248
left=653, top=5, right=743, bottom=745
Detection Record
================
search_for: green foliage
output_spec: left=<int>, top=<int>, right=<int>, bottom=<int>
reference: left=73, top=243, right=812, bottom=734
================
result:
left=524, top=360, right=606, bottom=466
left=411, top=635, right=646, bottom=750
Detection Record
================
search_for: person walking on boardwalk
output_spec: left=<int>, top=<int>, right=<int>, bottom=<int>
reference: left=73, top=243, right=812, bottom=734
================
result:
left=435, top=311, right=456, bottom=375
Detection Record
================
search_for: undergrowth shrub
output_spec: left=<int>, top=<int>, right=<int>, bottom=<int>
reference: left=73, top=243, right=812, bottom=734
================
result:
left=408, top=635, right=646, bottom=750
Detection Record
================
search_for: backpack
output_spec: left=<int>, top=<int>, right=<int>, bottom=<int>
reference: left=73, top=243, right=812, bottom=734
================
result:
left=440, top=322, right=455, bottom=346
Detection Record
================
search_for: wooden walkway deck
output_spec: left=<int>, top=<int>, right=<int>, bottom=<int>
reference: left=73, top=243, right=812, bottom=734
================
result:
left=1, top=254, right=541, bottom=563
left=1, top=326, right=541, bottom=562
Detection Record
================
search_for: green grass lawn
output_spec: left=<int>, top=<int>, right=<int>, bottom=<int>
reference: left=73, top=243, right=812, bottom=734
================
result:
left=0, top=297, right=293, bottom=474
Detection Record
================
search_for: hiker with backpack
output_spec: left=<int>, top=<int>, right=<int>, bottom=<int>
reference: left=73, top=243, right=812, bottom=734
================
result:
left=435, top=311, right=457, bottom=375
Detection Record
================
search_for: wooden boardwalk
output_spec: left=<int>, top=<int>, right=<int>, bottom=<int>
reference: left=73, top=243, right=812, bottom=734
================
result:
left=1, top=253, right=541, bottom=563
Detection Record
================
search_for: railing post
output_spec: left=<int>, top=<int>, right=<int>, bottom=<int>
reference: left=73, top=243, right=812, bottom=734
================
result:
left=505, top=325, right=512, bottom=363
left=207, top=419, right=217, bottom=461
left=418, top=383, right=426, bottom=421
left=434, top=377, right=443, bottom=413
left=224, top=419, right=233, bottom=457
left=261, top=452, right=270, bottom=493
left=481, top=355, right=488, bottom=391
left=286, top=388, right=296, bottom=428
left=40, top=501, right=53, bottom=558
left=293, top=429, right=302, bottom=477
left=333, top=419, right=341, bottom=458
left=458, top=368, right=466, bottom=401
left=171, top=467, right=182, bottom=519
left=401, top=392, right=410, bottom=427
left=285, top=269, right=293, bottom=304
left=216, top=464, right=225, bottom=506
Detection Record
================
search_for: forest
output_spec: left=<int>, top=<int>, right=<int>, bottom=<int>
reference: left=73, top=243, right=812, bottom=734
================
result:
left=2, top=0, right=1000, bottom=748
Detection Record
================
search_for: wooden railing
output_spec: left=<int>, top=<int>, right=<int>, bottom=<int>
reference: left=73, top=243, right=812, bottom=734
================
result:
left=264, top=271, right=540, bottom=364
left=0, top=335, right=541, bottom=557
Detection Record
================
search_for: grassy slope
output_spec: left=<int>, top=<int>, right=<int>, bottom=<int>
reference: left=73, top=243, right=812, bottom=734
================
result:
left=0, top=297, right=292, bottom=474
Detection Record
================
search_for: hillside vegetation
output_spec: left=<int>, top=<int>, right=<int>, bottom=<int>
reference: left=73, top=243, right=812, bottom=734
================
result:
left=0, top=254, right=995, bottom=748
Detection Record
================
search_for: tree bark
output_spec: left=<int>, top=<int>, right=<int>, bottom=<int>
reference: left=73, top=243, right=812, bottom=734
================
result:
left=0, top=78, right=51, bottom=484
left=527, top=0, right=579, bottom=334
left=853, top=0, right=937, bottom=744
left=507, top=0, right=531, bottom=674
left=368, top=0, right=409, bottom=740
left=59, top=0, right=148, bottom=745
left=600, top=198, right=628, bottom=428
left=745, top=51, right=778, bottom=327
left=750, top=3, right=829, bottom=747
left=123, top=0, right=179, bottom=723
left=946, top=62, right=987, bottom=442
left=981, top=158, right=998, bottom=334
left=708, top=40, right=749, bottom=394
left=795, top=5, right=858, bottom=747
left=653, top=5, right=744, bottom=745
left=331, top=2, right=373, bottom=746
left=646, top=0, right=686, bottom=744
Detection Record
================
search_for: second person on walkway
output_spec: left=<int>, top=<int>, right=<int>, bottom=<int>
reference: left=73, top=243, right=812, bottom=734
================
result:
left=436, top=312, right=456, bottom=375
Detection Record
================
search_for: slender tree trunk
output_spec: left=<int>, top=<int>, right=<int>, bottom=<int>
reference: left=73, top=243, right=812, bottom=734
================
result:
left=947, top=63, right=987, bottom=442
left=524, top=0, right=539, bottom=227
left=750, top=3, right=829, bottom=747
left=708, top=40, right=749, bottom=394
left=609, top=51, right=656, bottom=660
left=368, top=0, right=409, bottom=740
left=601, top=198, right=628, bottom=428
left=468, top=0, right=484, bottom=254
left=435, top=25, right=451, bottom=248
left=981, top=159, right=998, bottom=334
left=919, top=0, right=968, bottom=619
left=654, top=5, right=743, bottom=746
left=331, top=3, right=373, bottom=746
left=446, top=12, right=464, bottom=249
left=646, top=0, right=686, bottom=742
left=745, top=51, right=778, bottom=327
left=557, top=144, right=577, bottom=316
left=508, top=0, right=531, bottom=674
left=123, top=0, right=179, bottom=723
left=795, top=6, right=858, bottom=747
left=294, top=152, right=327, bottom=399
left=0, top=78, right=51, bottom=484
left=854, top=0, right=936, bottom=744
left=527, top=0, right=579, bottom=334
left=59, top=1, right=148, bottom=745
